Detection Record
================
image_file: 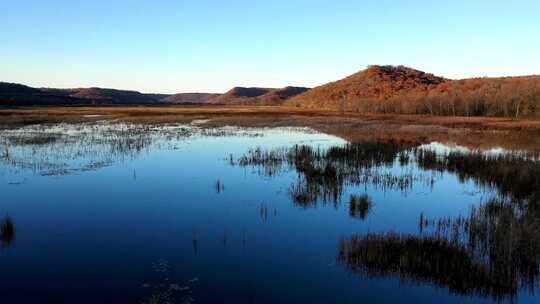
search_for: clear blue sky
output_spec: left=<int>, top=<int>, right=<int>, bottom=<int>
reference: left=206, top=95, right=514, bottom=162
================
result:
left=1, top=0, right=539, bottom=93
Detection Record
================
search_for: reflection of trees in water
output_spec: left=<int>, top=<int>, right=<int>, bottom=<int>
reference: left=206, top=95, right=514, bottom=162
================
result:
left=338, top=195, right=540, bottom=300
left=1, top=216, right=15, bottom=248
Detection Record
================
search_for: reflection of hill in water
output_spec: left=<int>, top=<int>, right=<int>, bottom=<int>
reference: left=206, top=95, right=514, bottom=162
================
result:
left=0, top=122, right=264, bottom=177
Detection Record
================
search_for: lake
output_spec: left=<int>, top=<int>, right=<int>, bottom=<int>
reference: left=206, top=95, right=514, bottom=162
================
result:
left=1, top=122, right=539, bottom=303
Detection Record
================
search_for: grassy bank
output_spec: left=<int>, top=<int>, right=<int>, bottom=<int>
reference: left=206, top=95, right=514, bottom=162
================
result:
left=2, top=105, right=540, bottom=151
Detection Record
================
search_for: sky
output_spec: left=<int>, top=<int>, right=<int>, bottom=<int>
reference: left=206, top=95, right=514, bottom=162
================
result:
left=1, top=0, right=539, bottom=93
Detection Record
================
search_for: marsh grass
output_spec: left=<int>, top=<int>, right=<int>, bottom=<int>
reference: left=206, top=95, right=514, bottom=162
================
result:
left=236, top=139, right=540, bottom=299
left=416, top=149, right=540, bottom=200
left=0, top=216, right=15, bottom=247
left=235, top=140, right=540, bottom=208
left=349, top=194, right=373, bottom=220
left=338, top=233, right=507, bottom=298
left=0, top=122, right=266, bottom=177
left=340, top=195, right=540, bottom=300
left=215, top=179, right=224, bottom=194
left=237, top=142, right=436, bottom=207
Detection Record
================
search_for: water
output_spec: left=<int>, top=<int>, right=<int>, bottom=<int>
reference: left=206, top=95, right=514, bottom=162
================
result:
left=1, top=122, right=539, bottom=303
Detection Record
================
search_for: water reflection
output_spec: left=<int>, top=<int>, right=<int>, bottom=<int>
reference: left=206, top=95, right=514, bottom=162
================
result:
left=141, top=259, right=196, bottom=304
left=338, top=195, right=540, bottom=300
left=235, top=141, right=540, bottom=300
left=416, top=148, right=540, bottom=200
left=0, top=122, right=264, bottom=177
left=236, top=142, right=435, bottom=207
left=235, top=141, right=540, bottom=205
left=2, top=122, right=540, bottom=303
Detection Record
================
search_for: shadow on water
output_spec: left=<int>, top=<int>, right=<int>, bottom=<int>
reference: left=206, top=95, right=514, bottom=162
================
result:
left=1, top=215, right=15, bottom=248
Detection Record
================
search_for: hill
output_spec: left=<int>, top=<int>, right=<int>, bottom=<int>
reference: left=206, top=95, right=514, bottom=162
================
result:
left=0, top=82, right=89, bottom=105
left=212, top=86, right=309, bottom=105
left=0, top=82, right=41, bottom=95
left=163, top=93, right=221, bottom=104
left=287, top=65, right=447, bottom=109
left=211, top=87, right=274, bottom=104
left=0, top=82, right=218, bottom=106
left=257, top=87, right=310, bottom=105
left=3, top=66, right=540, bottom=117
left=287, top=65, right=540, bottom=117
left=70, top=87, right=161, bottom=104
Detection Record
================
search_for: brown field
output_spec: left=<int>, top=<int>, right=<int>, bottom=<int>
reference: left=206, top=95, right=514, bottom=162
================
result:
left=2, top=105, right=540, bottom=151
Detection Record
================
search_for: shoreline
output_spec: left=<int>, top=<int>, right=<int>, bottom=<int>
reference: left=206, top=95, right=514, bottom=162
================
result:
left=2, top=105, right=540, bottom=151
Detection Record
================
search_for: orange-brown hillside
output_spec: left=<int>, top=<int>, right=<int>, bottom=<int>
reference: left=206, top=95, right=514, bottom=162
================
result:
left=287, top=65, right=540, bottom=117
left=286, top=65, right=447, bottom=108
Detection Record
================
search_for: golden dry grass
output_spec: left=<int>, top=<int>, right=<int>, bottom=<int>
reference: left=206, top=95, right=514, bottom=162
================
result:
left=2, top=105, right=540, bottom=151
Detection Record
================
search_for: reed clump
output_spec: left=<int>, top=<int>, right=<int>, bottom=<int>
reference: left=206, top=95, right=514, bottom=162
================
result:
left=349, top=194, right=373, bottom=220
left=1, top=216, right=15, bottom=247
left=340, top=195, right=540, bottom=300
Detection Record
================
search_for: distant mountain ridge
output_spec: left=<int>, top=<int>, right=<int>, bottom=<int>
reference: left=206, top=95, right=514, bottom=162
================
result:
left=211, top=86, right=310, bottom=105
left=0, top=83, right=308, bottom=106
left=0, top=83, right=218, bottom=105
left=3, top=65, right=540, bottom=117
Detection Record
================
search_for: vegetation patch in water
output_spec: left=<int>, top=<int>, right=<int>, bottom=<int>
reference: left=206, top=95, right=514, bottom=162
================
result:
left=349, top=194, right=373, bottom=220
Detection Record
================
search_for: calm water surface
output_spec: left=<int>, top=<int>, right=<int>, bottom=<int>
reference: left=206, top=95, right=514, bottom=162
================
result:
left=0, top=122, right=539, bottom=303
